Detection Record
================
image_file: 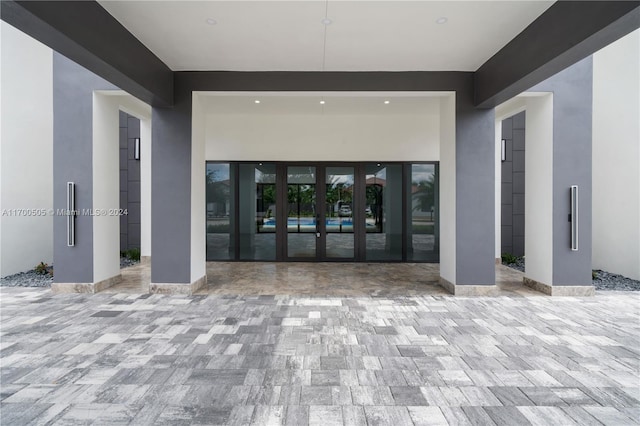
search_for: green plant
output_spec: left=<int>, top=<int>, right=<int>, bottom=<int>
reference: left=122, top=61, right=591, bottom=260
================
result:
left=592, top=270, right=598, bottom=280
left=125, top=248, right=141, bottom=261
left=501, top=252, right=518, bottom=265
left=34, top=262, right=49, bottom=275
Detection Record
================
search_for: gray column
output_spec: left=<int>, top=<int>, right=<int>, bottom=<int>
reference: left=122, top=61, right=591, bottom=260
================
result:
left=455, top=89, right=496, bottom=286
left=52, top=53, right=115, bottom=285
left=150, top=90, right=195, bottom=288
left=530, top=57, right=593, bottom=289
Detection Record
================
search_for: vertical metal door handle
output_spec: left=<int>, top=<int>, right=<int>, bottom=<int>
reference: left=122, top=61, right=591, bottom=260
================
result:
left=67, top=182, right=76, bottom=247
left=570, top=185, right=578, bottom=251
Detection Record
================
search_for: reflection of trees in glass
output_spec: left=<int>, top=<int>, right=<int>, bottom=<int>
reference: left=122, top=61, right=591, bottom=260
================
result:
left=326, top=175, right=353, bottom=217
left=206, top=167, right=230, bottom=217
left=256, top=184, right=275, bottom=219
left=366, top=184, right=383, bottom=231
left=288, top=184, right=315, bottom=217
left=261, top=185, right=276, bottom=205
left=413, top=174, right=435, bottom=213
left=256, top=169, right=276, bottom=218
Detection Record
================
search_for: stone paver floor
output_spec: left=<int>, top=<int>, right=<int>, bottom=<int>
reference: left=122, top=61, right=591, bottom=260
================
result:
left=1, top=267, right=639, bottom=425
left=107, top=262, right=540, bottom=297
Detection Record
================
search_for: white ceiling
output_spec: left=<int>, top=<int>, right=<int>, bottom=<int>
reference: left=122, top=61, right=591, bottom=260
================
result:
left=198, top=92, right=443, bottom=115
left=99, top=1, right=554, bottom=72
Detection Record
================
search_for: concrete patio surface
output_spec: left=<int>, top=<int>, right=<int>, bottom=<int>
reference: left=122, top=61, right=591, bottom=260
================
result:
left=1, top=264, right=639, bottom=425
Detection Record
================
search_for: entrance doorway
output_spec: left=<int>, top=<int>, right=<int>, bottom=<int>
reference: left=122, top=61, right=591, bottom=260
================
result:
left=206, top=162, right=439, bottom=263
left=283, top=165, right=356, bottom=261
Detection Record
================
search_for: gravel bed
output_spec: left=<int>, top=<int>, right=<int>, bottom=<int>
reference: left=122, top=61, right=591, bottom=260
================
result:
left=0, top=269, right=53, bottom=287
left=592, top=270, right=640, bottom=291
left=504, top=258, right=525, bottom=272
left=504, top=260, right=640, bottom=291
left=1, top=257, right=140, bottom=288
left=120, top=257, right=140, bottom=268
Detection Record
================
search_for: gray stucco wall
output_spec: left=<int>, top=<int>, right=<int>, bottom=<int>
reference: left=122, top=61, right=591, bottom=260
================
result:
left=150, top=72, right=498, bottom=286
left=501, top=111, right=526, bottom=257
left=151, top=86, right=193, bottom=284
left=52, top=52, right=116, bottom=283
left=119, top=111, right=141, bottom=251
left=529, top=57, right=593, bottom=286
left=456, top=84, right=496, bottom=286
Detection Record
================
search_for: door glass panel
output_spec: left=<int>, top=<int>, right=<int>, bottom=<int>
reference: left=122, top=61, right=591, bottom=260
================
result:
left=287, top=166, right=316, bottom=258
left=326, top=167, right=354, bottom=258
left=407, top=164, right=439, bottom=261
left=239, top=163, right=276, bottom=260
left=206, top=163, right=234, bottom=260
left=365, top=164, right=403, bottom=260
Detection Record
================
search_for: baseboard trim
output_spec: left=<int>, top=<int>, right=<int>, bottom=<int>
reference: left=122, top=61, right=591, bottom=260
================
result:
left=51, top=274, right=122, bottom=294
left=439, top=277, right=497, bottom=296
left=149, top=275, right=207, bottom=295
left=523, top=277, right=595, bottom=296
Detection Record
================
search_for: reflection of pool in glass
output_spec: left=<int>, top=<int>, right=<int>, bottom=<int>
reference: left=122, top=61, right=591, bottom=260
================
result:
left=262, top=217, right=354, bottom=232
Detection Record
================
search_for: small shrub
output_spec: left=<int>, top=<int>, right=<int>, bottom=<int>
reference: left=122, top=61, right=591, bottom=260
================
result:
left=592, top=270, right=598, bottom=280
left=34, top=262, right=49, bottom=275
left=501, top=252, right=518, bottom=265
left=124, top=248, right=141, bottom=261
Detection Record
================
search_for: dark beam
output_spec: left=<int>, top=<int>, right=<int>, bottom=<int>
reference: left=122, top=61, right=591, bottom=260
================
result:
left=475, top=1, right=640, bottom=108
left=176, top=71, right=471, bottom=92
left=1, top=1, right=173, bottom=107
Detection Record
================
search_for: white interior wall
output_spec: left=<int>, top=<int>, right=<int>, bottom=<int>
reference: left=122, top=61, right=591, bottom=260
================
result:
left=439, top=94, right=456, bottom=283
left=140, top=119, right=152, bottom=259
left=0, top=22, right=53, bottom=277
left=524, top=94, right=554, bottom=285
left=191, top=94, right=206, bottom=282
left=92, top=94, right=121, bottom=283
left=495, top=120, right=502, bottom=261
left=592, top=29, right=640, bottom=280
left=91, top=92, right=153, bottom=283
left=205, top=112, right=439, bottom=162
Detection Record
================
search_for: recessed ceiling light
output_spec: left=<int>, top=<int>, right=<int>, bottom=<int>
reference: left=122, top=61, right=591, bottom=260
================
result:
left=436, top=17, right=448, bottom=25
left=254, top=100, right=260, bottom=104
left=321, top=18, right=332, bottom=25
left=384, top=100, right=390, bottom=104
left=206, top=18, right=217, bottom=25
left=319, top=100, right=326, bottom=105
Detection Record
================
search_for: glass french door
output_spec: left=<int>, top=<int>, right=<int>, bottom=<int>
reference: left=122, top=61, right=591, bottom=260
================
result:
left=284, top=165, right=356, bottom=261
left=206, top=161, right=439, bottom=263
